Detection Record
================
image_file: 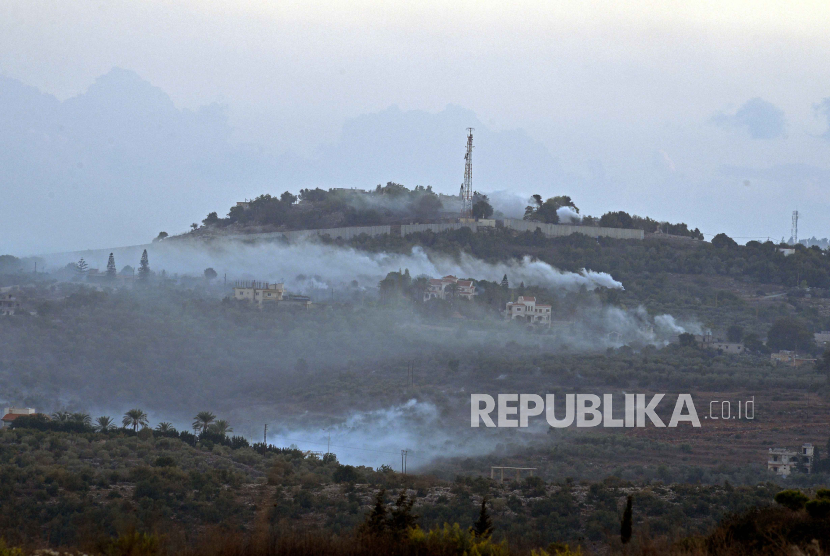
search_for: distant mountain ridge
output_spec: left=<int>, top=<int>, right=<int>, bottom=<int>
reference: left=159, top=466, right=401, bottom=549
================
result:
left=0, top=68, right=569, bottom=255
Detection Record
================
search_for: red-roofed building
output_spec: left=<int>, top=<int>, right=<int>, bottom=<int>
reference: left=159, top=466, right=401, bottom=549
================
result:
left=423, top=275, right=476, bottom=302
left=505, top=296, right=552, bottom=326
left=1, top=407, right=36, bottom=428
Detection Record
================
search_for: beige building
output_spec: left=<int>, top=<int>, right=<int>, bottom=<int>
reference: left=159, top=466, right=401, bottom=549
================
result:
left=280, top=295, right=312, bottom=311
left=424, top=275, right=475, bottom=302
left=771, top=350, right=795, bottom=365
left=233, top=281, right=285, bottom=307
left=771, top=350, right=817, bottom=367
left=768, top=444, right=814, bottom=476
left=1, top=407, right=36, bottom=428
left=505, top=296, right=552, bottom=326
left=695, top=332, right=745, bottom=354
left=815, top=331, right=830, bottom=349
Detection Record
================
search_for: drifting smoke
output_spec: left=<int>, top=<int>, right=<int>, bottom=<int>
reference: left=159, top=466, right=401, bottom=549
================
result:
left=268, top=399, right=521, bottom=469
left=45, top=240, right=622, bottom=292
left=582, top=306, right=701, bottom=348
left=486, top=190, right=532, bottom=219
left=556, top=206, right=582, bottom=223
left=30, top=238, right=703, bottom=472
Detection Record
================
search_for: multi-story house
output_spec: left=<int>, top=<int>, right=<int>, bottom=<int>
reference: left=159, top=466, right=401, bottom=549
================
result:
left=505, top=296, right=552, bottom=326
left=423, top=275, right=475, bottom=302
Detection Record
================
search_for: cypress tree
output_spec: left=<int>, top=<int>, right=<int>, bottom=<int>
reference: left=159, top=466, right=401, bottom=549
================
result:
left=621, top=495, right=633, bottom=544
left=472, top=496, right=493, bottom=538
left=137, top=250, right=150, bottom=281
left=389, top=491, right=418, bottom=533
left=106, top=253, right=116, bottom=280
left=362, top=488, right=388, bottom=535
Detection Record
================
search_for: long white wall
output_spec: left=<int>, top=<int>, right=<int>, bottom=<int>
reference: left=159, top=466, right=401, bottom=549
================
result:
left=500, top=219, right=645, bottom=240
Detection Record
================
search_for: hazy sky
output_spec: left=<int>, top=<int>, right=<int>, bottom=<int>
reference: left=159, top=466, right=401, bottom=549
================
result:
left=2, top=0, right=830, bottom=255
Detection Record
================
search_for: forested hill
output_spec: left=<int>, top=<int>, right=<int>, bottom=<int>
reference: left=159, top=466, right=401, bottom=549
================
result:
left=179, top=186, right=704, bottom=240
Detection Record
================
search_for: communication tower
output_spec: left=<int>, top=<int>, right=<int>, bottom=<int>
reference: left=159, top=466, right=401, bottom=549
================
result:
left=460, top=128, right=474, bottom=218
left=791, top=210, right=799, bottom=245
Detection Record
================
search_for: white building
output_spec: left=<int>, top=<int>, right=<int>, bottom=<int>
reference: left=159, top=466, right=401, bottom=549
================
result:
left=768, top=444, right=814, bottom=476
left=0, top=293, right=22, bottom=316
left=423, top=275, right=475, bottom=302
left=505, top=296, right=552, bottom=326
left=1, top=407, right=36, bottom=428
left=233, top=281, right=285, bottom=307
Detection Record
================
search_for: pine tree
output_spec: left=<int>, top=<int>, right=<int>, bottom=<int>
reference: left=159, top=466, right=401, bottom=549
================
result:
left=106, top=253, right=116, bottom=280
left=137, top=250, right=150, bottom=281
left=76, top=258, right=88, bottom=275
left=501, top=274, right=509, bottom=290
left=620, top=495, right=633, bottom=544
left=472, top=496, right=493, bottom=538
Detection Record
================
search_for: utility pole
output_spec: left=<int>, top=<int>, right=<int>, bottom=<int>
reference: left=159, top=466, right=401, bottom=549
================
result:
left=401, top=450, right=408, bottom=474
left=263, top=424, right=267, bottom=444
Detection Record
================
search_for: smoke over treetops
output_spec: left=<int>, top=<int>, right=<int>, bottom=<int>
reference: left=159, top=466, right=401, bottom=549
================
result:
left=45, top=239, right=622, bottom=292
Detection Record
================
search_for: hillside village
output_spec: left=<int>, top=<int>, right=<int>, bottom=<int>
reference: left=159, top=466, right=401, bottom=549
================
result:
left=2, top=189, right=830, bottom=555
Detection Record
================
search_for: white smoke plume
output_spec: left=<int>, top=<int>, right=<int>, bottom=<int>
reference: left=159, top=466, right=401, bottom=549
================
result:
left=268, top=398, right=517, bottom=469
left=44, top=240, right=622, bottom=292
left=569, top=306, right=701, bottom=349
left=486, top=190, right=531, bottom=219
left=556, top=206, right=582, bottom=223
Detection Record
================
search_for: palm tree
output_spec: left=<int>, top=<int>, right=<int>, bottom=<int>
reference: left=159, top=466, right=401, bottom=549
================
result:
left=94, top=416, right=114, bottom=432
left=122, top=409, right=149, bottom=432
left=155, top=422, right=176, bottom=433
left=209, top=420, right=233, bottom=437
left=192, top=411, right=216, bottom=435
left=51, top=411, right=71, bottom=422
left=72, top=412, right=92, bottom=427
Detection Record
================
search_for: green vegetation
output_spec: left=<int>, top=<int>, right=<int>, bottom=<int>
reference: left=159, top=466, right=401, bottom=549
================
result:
left=0, top=425, right=799, bottom=555
left=204, top=183, right=448, bottom=231
left=3, top=209, right=830, bottom=554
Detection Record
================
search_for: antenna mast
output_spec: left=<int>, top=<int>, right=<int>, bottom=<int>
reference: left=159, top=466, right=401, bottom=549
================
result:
left=791, top=210, right=799, bottom=245
left=460, top=128, right=474, bottom=218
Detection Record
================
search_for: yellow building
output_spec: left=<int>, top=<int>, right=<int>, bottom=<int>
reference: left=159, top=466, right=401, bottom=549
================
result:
left=232, top=281, right=285, bottom=307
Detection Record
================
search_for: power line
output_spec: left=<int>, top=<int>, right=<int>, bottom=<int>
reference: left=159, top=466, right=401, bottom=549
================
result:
left=271, top=436, right=418, bottom=458
left=698, top=232, right=774, bottom=239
